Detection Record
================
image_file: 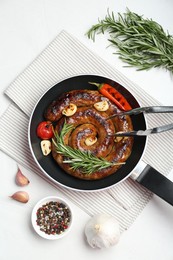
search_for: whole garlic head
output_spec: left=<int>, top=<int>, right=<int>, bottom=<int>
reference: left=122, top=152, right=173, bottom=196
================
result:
left=84, top=213, right=120, bottom=249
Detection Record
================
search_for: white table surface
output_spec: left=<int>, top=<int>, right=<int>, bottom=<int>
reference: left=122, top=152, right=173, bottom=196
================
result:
left=0, top=1, right=173, bottom=259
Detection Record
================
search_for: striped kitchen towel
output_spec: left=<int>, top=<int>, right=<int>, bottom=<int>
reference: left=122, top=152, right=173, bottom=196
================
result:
left=1, top=30, right=173, bottom=232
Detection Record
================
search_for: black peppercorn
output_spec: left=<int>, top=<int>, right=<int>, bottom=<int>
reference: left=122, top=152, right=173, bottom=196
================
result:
left=36, top=201, right=71, bottom=235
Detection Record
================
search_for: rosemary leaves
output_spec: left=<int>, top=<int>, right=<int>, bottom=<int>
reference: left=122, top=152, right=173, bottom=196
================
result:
left=86, top=9, right=173, bottom=73
left=52, top=121, right=124, bottom=175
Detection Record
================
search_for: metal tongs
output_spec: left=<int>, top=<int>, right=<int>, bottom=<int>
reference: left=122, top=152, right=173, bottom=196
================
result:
left=107, top=106, right=173, bottom=137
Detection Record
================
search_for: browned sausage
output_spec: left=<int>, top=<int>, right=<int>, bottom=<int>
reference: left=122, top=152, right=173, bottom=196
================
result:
left=44, top=90, right=104, bottom=121
left=45, top=89, right=133, bottom=180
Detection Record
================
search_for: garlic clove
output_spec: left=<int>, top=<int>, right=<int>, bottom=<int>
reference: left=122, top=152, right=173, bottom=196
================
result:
left=84, top=213, right=120, bottom=249
left=62, top=103, right=77, bottom=116
left=10, top=191, right=29, bottom=203
left=114, top=136, right=123, bottom=143
left=114, top=132, right=129, bottom=143
left=94, top=100, right=109, bottom=111
left=85, top=136, right=97, bottom=146
left=15, top=168, right=30, bottom=186
left=41, top=140, right=52, bottom=156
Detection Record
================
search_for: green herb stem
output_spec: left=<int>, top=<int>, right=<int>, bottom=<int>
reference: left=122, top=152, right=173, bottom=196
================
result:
left=86, top=9, right=173, bottom=72
left=52, top=122, right=124, bottom=175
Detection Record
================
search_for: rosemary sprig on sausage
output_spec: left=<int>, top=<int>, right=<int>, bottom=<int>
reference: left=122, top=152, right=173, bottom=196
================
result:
left=52, top=121, right=124, bottom=175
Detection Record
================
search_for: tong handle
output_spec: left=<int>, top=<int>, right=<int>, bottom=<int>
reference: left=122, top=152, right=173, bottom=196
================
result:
left=108, top=106, right=173, bottom=118
left=111, top=123, right=173, bottom=137
left=130, top=106, right=173, bottom=115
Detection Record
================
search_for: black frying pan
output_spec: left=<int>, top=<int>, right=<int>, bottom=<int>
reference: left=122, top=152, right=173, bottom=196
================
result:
left=28, top=75, right=173, bottom=205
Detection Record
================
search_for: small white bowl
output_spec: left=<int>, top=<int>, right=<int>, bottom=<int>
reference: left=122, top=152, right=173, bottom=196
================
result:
left=31, top=196, right=73, bottom=240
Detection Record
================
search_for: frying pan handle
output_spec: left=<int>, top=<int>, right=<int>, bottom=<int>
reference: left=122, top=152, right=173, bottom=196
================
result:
left=131, top=161, right=173, bottom=206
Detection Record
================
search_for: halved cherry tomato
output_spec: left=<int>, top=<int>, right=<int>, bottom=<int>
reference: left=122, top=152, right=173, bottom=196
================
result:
left=36, top=121, right=54, bottom=139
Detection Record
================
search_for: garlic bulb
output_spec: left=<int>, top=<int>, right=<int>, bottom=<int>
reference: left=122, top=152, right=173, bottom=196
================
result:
left=84, top=213, right=120, bottom=249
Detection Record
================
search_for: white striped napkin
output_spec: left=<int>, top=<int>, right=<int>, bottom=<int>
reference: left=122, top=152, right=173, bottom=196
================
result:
left=1, top=30, right=173, bottom=232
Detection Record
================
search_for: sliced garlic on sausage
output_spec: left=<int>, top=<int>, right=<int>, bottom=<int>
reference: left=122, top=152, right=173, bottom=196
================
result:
left=85, top=136, right=97, bottom=146
left=114, top=131, right=129, bottom=143
left=41, top=140, right=52, bottom=156
left=114, top=136, right=123, bottom=142
left=94, top=100, right=109, bottom=111
left=62, top=103, right=77, bottom=116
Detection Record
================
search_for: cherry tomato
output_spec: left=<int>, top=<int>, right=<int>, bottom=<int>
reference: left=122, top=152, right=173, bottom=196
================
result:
left=36, top=121, right=54, bottom=139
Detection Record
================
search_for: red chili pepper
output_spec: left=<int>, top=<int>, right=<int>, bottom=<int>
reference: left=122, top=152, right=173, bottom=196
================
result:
left=89, top=82, right=132, bottom=111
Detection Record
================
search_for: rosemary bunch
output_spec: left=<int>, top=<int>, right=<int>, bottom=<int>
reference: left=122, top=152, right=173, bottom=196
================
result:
left=86, top=9, right=173, bottom=72
left=52, top=122, right=123, bottom=175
